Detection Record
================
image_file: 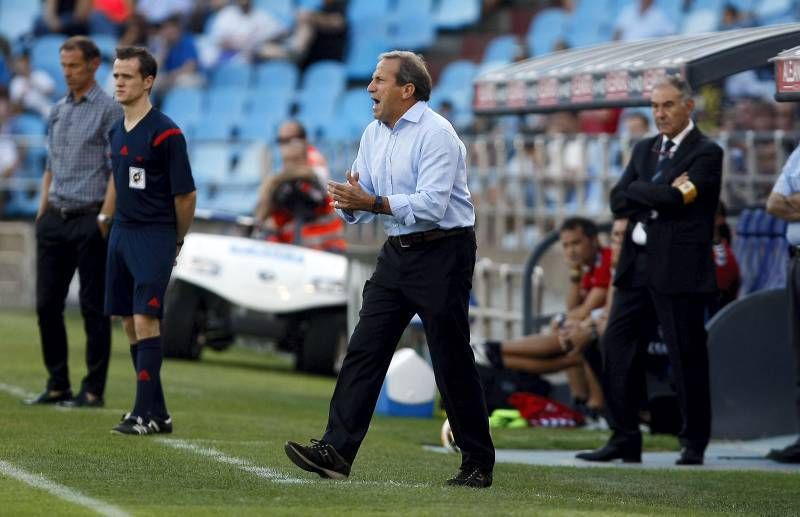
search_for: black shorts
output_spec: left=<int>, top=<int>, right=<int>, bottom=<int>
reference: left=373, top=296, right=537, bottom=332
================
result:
left=104, top=225, right=176, bottom=317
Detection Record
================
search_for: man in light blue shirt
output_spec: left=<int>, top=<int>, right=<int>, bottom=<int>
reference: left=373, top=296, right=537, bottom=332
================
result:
left=284, top=51, right=495, bottom=487
left=766, top=145, right=800, bottom=463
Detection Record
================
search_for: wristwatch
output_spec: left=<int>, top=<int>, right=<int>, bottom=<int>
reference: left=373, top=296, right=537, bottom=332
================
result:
left=97, top=213, right=112, bottom=225
left=372, top=195, right=384, bottom=213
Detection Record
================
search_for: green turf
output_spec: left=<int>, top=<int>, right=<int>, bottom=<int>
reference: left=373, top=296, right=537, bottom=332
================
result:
left=0, top=310, right=798, bottom=516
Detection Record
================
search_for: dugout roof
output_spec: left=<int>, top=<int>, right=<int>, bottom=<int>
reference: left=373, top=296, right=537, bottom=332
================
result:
left=474, top=23, right=800, bottom=114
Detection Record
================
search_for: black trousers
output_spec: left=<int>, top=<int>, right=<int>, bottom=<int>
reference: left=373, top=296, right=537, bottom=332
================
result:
left=36, top=209, right=111, bottom=396
left=322, top=231, right=495, bottom=470
left=601, top=283, right=711, bottom=452
left=788, top=251, right=800, bottom=427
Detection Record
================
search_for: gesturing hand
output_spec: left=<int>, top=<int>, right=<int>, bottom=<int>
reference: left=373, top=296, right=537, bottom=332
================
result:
left=328, top=170, right=371, bottom=211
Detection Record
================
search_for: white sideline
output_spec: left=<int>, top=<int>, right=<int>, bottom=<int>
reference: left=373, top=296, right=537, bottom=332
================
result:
left=158, top=438, right=309, bottom=484
left=0, top=460, right=129, bottom=517
left=0, top=382, right=37, bottom=400
left=158, top=439, right=431, bottom=489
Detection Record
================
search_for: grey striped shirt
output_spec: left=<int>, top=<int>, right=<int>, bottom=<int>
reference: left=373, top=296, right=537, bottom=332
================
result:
left=46, top=83, right=123, bottom=209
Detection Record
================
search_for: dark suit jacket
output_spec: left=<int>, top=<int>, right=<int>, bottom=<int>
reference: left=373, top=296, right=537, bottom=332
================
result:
left=610, top=127, right=723, bottom=294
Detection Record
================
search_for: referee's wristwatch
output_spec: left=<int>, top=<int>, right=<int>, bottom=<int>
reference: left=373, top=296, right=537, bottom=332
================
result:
left=96, top=213, right=112, bottom=225
left=372, top=195, right=384, bottom=213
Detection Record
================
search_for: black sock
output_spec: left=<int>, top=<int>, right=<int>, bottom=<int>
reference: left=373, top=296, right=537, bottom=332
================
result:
left=132, top=336, right=163, bottom=420
left=485, top=340, right=504, bottom=369
left=129, top=343, right=138, bottom=373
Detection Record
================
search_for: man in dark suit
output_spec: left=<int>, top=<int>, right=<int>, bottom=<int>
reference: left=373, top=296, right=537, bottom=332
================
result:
left=577, top=75, right=722, bottom=466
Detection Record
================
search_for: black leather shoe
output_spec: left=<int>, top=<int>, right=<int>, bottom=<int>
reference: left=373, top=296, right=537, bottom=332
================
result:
left=284, top=439, right=351, bottom=479
left=57, top=392, right=104, bottom=408
left=24, top=390, right=73, bottom=405
left=766, top=440, right=800, bottom=464
left=446, top=466, right=493, bottom=488
left=675, top=447, right=704, bottom=465
left=576, top=443, right=641, bottom=463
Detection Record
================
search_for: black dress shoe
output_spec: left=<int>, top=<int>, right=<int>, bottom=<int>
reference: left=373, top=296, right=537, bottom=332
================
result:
left=576, top=443, right=641, bottom=463
left=57, top=392, right=104, bottom=408
left=766, top=440, right=800, bottom=464
left=24, top=390, right=73, bottom=405
left=675, top=447, right=704, bottom=465
left=446, top=466, right=493, bottom=488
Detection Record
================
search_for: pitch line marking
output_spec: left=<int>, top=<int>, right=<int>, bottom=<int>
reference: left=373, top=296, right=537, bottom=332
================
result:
left=0, top=382, right=37, bottom=400
left=158, top=439, right=430, bottom=488
left=0, top=460, right=130, bottom=517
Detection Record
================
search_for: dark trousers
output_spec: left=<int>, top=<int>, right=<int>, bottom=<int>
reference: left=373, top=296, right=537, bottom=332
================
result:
left=323, top=231, right=495, bottom=470
left=36, top=210, right=111, bottom=396
left=788, top=251, right=800, bottom=427
left=601, top=284, right=711, bottom=452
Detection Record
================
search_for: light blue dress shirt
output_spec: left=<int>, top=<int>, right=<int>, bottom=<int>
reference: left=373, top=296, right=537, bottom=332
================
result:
left=772, top=144, right=800, bottom=245
left=337, top=101, right=475, bottom=236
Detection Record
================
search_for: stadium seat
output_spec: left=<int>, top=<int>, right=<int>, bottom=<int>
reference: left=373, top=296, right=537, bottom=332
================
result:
left=482, top=35, right=519, bottom=65
left=12, top=113, right=47, bottom=135
left=301, top=60, right=346, bottom=95
left=438, top=60, right=478, bottom=91
left=346, top=0, right=391, bottom=23
left=194, top=115, right=236, bottom=141
left=433, top=0, right=481, bottom=30
left=30, top=34, right=68, bottom=97
left=205, top=86, right=248, bottom=119
left=394, top=0, right=434, bottom=16
left=297, top=0, right=322, bottom=9
left=756, top=0, right=796, bottom=24
left=689, top=0, right=724, bottom=10
left=336, top=88, right=374, bottom=141
left=253, top=60, right=298, bottom=92
left=0, top=0, right=39, bottom=42
left=236, top=117, right=278, bottom=144
left=161, top=86, right=203, bottom=129
left=248, top=89, right=292, bottom=123
left=252, top=0, right=295, bottom=27
left=389, top=13, right=435, bottom=50
left=567, top=0, right=615, bottom=48
left=681, top=9, right=720, bottom=34
left=231, top=142, right=267, bottom=185
left=655, top=0, right=684, bottom=21
left=209, top=60, right=252, bottom=89
left=526, top=8, right=569, bottom=56
left=92, top=33, right=117, bottom=61
left=191, top=142, right=233, bottom=187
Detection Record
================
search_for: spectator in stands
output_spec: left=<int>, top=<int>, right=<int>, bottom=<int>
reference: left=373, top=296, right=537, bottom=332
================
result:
left=612, top=0, right=676, bottom=42
left=719, top=3, right=753, bottom=31
left=298, top=0, right=348, bottom=69
left=91, top=0, right=134, bottom=35
left=151, top=15, right=203, bottom=98
left=208, top=0, right=288, bottom=64
left=544, top=111, right=582, bottom=207
left=0, top=87, right=21, bottom=217
left=9, top=53, right=56, bottom=119
left=623, top=111, right=651, bottom=141
left=117, top=13, right=150, bottom=48
left=34, top=0, right=93, bottom=37
left=253, top=120, right=344, bottom=252
left=471, top=217, right=612, bottom=418
left=765, top=144, right=800, bottom=463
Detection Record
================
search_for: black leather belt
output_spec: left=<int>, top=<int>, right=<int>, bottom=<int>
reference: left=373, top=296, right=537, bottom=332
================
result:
left=389, top=227, right=474, bottom=248
left=47, top=202, right=102, bottom=219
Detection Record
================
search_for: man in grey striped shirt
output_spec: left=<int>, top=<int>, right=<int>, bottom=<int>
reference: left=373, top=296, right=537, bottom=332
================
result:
left=25, top=36, right=123, bottom=408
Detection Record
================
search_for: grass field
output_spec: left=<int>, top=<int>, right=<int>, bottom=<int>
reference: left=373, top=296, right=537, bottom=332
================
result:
left=1, top=310, right=799, bottom=516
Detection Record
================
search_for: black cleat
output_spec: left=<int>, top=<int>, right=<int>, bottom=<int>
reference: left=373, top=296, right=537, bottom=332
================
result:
left=675, top=447, right=704, bottom=466
left=576, top=443, right=642, bottom=463
left=147, top=415, right=173, bottom=434
left=284, top=439, right=351, bottom=479
left=446, top=466, right=493, bottom=488
left=766, top=440, right=800, bottom=464
left=111, top=415, right=151, bottom=435
left=24, top=390, right=73, bottom=405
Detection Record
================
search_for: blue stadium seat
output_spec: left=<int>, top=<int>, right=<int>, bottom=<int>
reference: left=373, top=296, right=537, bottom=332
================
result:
left=236, top=117, right=278, bottom=143
left=438, top=60, right=478, bottom=91
left=297, top=0, right=322, bottom=9
left=248, top=89, right=293, bottom=123
left=526, top=8, right=569, bottom=56
left=655, top=0, right=684, bottom=21
left=301, top=60, right=346, bottom=96
left=0, top=0, right=39, bottom=41
left=296, top=91, right=338, bottom=139
left=482, top=35, right=519, bottom=64
left=161, top=86, right=203, bottom=140
left=12, top=113, right=47, bottom=135
left=681, top=9, right=720, bottom=33
left=568, top=0, right=615, bottom=48
left=30, top=35, right=68, bottom=97
left=755, top=0, right=796, bottom=24
left=92, top=33, right=117, bottom=61
left=194, top=115, right=236, bottom=141
left=689, top=0, right=724, bottom=10
left=347, top=0, right=391, bottom=23
left=394, top=0, right=434, bottom=16
left=209, top=60, right=253, bottom=89
left=253, top=60, right=298, bottom=91
left=389, top=13, right=435, bottom=50
left=191, top=143, right=232, bottom=187
left=231, top=142, right=267, bottom=185
left=433, top=0, right=481, bottom=30
left=253, top=0, right=295, bottom=27
left=336, top=88, right=374, bottom=141
left=4, top=189, right=41, bottom=218
left=205, top=86, right=248, bottom=119
left=345, top=35, right=391, bottom=80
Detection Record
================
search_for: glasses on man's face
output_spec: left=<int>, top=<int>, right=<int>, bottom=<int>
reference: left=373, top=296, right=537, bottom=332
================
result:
left=276, top=135, right=303, bottom=145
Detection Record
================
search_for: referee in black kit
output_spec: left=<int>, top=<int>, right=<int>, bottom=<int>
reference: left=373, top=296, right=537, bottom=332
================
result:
left=26, top=36, right=122, bottom=408
left=285, top=51, right=494, bottom=488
